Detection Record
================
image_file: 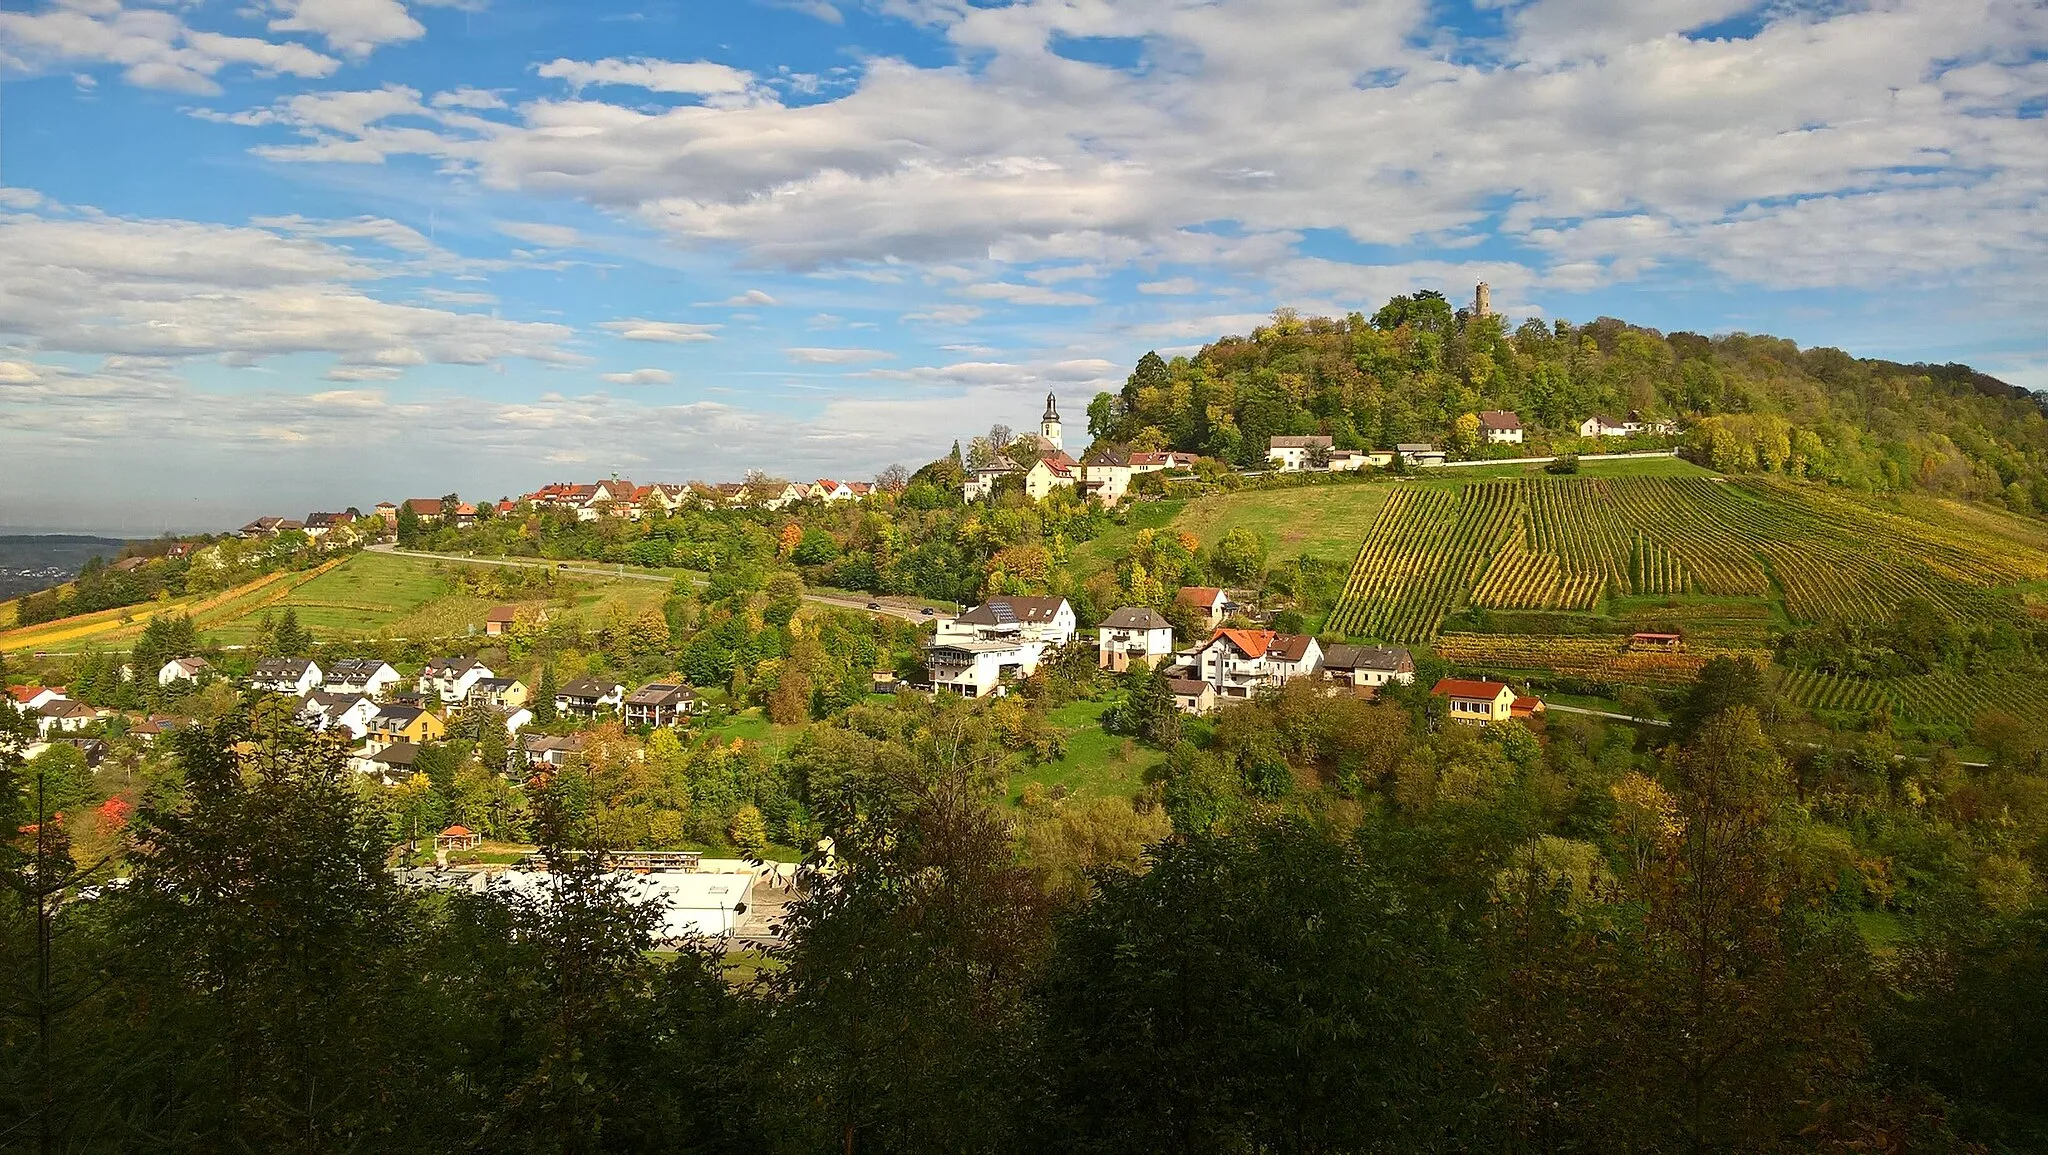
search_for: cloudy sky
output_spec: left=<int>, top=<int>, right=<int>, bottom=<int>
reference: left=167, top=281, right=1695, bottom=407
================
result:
left=1, top=0, right=2043, bottom=531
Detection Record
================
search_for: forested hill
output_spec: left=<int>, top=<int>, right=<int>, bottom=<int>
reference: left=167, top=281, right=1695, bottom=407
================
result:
left=1084, top=293, right=2048, bottom=513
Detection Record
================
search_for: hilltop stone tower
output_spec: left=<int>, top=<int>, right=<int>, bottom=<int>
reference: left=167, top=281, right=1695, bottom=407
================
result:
left=1473, top=281, right=1494, bottom=320
left=1040, top=391, right=1064, bottom=453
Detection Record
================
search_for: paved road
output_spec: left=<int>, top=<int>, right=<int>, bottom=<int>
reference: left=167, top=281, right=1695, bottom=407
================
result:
left=1543, top=701, right=1672, bottom=727
left=1422, top=449, right=1681, bottom=470
left=369, top=544, right=937, bottom=623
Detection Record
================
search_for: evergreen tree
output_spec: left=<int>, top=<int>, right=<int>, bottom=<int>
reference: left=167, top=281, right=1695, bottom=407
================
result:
left=533, top=664, right=559, bottom=725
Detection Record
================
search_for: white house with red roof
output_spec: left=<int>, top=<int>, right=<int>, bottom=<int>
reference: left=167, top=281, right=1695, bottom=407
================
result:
left=1184, top=628, right=1323, bottom=699
left=1176, top=586, right=1230, bottom=631
left=8, top=685, right=65, bottom=712
left=1023, top=452, right=1079, bottom=501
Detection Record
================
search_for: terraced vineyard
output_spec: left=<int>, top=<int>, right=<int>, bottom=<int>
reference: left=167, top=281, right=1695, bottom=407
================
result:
left=1781, top=671, right=2048, bottom=731
left=1329, top=476, right=2046, bottom=642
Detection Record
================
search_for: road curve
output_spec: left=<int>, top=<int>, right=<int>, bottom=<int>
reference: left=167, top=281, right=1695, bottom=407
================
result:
left=368, top=544, right=936, bottom=623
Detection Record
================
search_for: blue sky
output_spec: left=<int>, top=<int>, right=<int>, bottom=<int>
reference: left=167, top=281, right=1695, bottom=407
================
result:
left=2, top=0, right=2044, bottom=531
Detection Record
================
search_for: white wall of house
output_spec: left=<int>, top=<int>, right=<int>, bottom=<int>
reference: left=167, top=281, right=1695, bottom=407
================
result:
left=1097, top=625, right=1176, bottom=671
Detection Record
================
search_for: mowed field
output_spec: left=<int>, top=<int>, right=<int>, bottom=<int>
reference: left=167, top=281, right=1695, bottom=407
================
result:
left=2, top=551, right=680, bottom=653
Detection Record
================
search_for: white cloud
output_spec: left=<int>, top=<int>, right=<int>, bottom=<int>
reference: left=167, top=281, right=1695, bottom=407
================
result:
left=431, top=86, right=507, bottom=110
left=0, top=359, right=42, bottom=384
left=600, top=319, right=722, bottom=343
left=263, top=0, right=423, bottom=59
left=536, top=56, right=757, bottom=96
left=0, top=202, right=574, bottom=370
left=1137, top=276, right=1202, bottom=295
left=699, top=288, right=780, bottom=307
left=0, top=3, right=340, bottom=94
left=601, top=368, right=675, bottom=385
left=785, top=346, right=894, bottom=364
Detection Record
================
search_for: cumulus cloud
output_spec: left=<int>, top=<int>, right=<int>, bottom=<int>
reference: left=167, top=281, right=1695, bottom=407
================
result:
left=784, top=347, right=894, bottom=364
left=962, top=282, right=1099, bottom=306
left=0, top=2, right=340, bottom=94
left=535, top=56, right=756, bottom=96
left=599, top=319, right=722, bottom=343
left=601, top=367, right=675, bottom=385
left=1137, top=276, right=1202, bottom=295
left=262, top=0, right=423, bottom=59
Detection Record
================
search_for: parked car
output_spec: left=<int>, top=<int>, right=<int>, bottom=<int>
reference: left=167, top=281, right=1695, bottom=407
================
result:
left=920, top=607, right=936, bottom=616
left=865, top=602, right=882, bottom=610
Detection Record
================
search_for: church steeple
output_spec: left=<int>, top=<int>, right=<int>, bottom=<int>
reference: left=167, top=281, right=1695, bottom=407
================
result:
left=1039, top=391, right=1064, bottom=453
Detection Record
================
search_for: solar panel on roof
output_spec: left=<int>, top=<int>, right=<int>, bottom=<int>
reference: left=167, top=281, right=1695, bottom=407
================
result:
left=989, top=602, right=1017, bottom=624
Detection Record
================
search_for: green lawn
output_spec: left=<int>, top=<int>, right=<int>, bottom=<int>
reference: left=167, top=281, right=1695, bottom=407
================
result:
left=697, top=709, right=802, bottom=759
left=1008, top=699, right=1160, bottom=805
left=201, top=552, right=455, bottom=642
left=1413, top=455, right=1716, bottom=488
left=1170, top=484, right=1389, bottom=566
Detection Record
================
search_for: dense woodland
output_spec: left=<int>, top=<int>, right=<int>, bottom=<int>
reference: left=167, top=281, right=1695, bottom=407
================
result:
left=4, top=655, right=2047, bottom=1153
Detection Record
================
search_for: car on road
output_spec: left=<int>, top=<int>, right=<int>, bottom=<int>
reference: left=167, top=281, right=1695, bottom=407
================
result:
left=865, top=602, right=882, bottom=610
left=919, top=607, right=936, bottom=616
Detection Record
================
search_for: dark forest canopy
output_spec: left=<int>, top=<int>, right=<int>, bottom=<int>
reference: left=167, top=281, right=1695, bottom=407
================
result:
left=1085, top=295, right=2048, bottom=513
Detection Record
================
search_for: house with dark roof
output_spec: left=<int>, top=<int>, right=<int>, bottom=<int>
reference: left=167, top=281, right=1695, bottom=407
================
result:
left=248, top=658, right=322, bottom=696
left=38, top=699, right=107, bottom=737
left=322, top=658, right=401, bottom=698
left=624, top=682, right=696, bottom=728
left=1318, top=645, right=1416, bottom=691
left=556, top=677, right=625, bottom=718
left=352, top=740, right=421, bottom=783
left=925, top=596, right=1076, bottom=697
left=1168, top=677, right=1217, bottom=716
left=364, top=704, right=446, bottom=750
left=943, top=596, right=1076, bottom=645
left=1096, top=606, right=1176, bottom=672
left=522, top=732, right=588, bottom=768
left=418, top=657, right=492, bottom=704
left=1478, top=410, right=1523, bottom=445
left=1397, top=443, right=1446, bottom=466
left=295, top=692, right=378, bottom=739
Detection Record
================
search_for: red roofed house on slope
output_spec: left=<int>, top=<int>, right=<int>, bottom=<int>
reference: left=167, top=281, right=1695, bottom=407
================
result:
left=1186, top=628, right=1323, bottom=700
left=1432, top=678, right=1518, bottom=723
left=1176, top=586, right=1229, bottom=631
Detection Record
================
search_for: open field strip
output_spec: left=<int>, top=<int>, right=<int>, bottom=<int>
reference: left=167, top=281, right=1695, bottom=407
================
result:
left=1434, top=633, right=1773, bottom=688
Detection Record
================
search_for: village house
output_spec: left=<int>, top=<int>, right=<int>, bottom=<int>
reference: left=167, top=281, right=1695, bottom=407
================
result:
left=810, top=479, right=874, bottom=503
left=401, top=498, right=445, bottom=523
left=1168, top=677, right=1218, bottom=716
left=522, top=732, right=588, bottom=768
left=363, top=704, right=447, bottom=751
left=963, top=462, right=1018, bottom=502
left=38, top=700, right=106, bottom=737
left=7, top=685, right=64, bottom=712
left=295, top=692, right=379, bottom=739
left=129, top=716, right=188, bottom=743
left=1432, top=678, right=1518, bottom=723
left=556, top=676, right=625, bottom=718
left=239, top=516, right=286, bottom=538
left=1266, top=435, right=1334, bottom=472
left=1318, top=645, right=1417, bottom=691
left=1478, top=410, right=1524, bottom=445
left=302, top=511, right=354, bottom=540
left=157, top=656, right=210, bottom=686
left=1022, top=452, right=1079, bottom=501
left=485, top=606, right=519, bottom=636
left=1176, top=586, right=1231, bottom=631
left=374, top=501, right=399, bottom=527
left=353, top=740, right=421, bottom=784
left=624, top=682, right=696, bottom=728
left=1129, top=449, right=1199, bottom=474
left=1096, top=606, right=1177, bottom=672
left=323, top=658, right=401, bottom=698
left=1077, top=447, right=1136, bottom=506
left=925, top=595, right=1076, bottom=697
left=419, top=657, right=492, bottom=704
left=1326, top=449, right=1394, bottom=472
left=249, top=658, right=322, bottom=696
left=1397, top=443, right=1447, bottom=466
left=468, top=677, right=529, bottom=712
left=1578, top=413, right=1630, bottom=438
left=1183, top=629, right=1324, bottom=700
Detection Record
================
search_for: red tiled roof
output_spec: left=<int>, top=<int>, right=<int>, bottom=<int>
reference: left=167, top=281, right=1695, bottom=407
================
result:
left=1432, top=678, right=1512, bottom=700
left=441, top=825, right=471, bottom=838
left=486, top=605, right=518, bottom=623
left=1177, top=586, right=1225, bottom=609
left=1209, top=628, right=1273, bottom=658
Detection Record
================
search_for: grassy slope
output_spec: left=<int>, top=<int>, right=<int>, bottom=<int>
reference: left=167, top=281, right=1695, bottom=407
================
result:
left=1008, top=699, right=1158, bottom=805
left=1173, top=485, right=1390, bottom=567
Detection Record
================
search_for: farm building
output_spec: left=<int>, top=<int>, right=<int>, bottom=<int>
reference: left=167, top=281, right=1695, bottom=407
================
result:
left=1630, top=632, right=1684, bottom=652
left=1478, top=411, right=1524, bottom=444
